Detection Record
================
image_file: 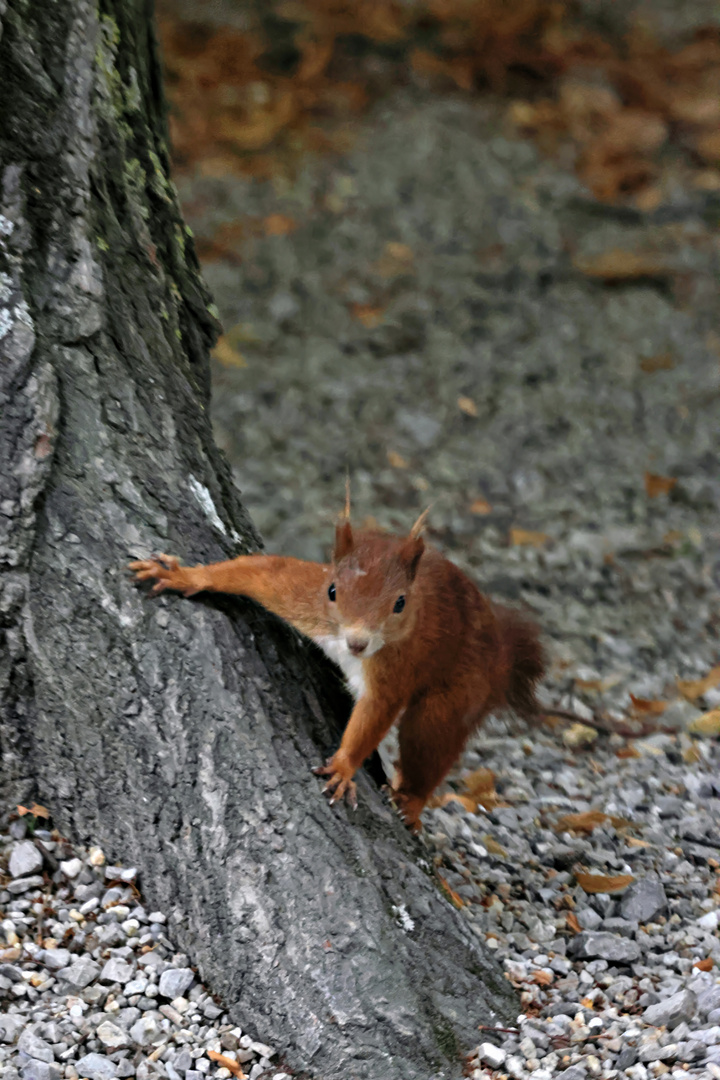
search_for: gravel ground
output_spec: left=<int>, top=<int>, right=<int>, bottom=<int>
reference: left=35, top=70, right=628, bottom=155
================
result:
left=4, top=5, right=720, bottom=1078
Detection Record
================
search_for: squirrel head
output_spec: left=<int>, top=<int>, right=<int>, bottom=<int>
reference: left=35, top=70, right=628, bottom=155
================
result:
left=327, top=510, right=428, bottom=656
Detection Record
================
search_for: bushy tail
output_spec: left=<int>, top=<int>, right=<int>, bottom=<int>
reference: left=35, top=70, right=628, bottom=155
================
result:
left=493, top=604, right=546, bottom=718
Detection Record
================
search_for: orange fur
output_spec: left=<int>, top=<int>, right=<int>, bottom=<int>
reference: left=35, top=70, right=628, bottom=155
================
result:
left=129, top=521, right=545, bottom=831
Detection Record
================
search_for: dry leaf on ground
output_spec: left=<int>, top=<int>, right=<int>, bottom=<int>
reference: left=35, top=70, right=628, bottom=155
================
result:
left=469, top=497, right=492, bottom=515
left=645, top=472, right=678, bottom=498
left=554, top=810, right=608, bottom=834
left=575, top=872, right=635, bottom=894
left=574, top=249, right=671, bottom=281
left=678, top=665, right=720, bottom=701
left=509, top=528, right=549, bottom=548
left=17, top=804, right=50, bottom=819
left=630, top=694, right=668, bottom=715
left=387, top=450, right=409, bottom=469
left=688, top=709, right=720, bottom=737
left=457, top=396, right=478, bottom=417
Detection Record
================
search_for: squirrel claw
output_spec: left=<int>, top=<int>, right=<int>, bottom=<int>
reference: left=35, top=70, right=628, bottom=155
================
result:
left=315, top=760, right=358, bottom=810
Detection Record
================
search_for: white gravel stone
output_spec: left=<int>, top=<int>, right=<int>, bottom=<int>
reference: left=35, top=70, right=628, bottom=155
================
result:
left=59, top=858, right=82, bottom=879
left=74, top=1053, right=117, bottom=1080
left=479, top=1042, right=507, bottom=1068
left=158, top=968, right=194, bottom=999
left=9, top=841, right=43, bottom=878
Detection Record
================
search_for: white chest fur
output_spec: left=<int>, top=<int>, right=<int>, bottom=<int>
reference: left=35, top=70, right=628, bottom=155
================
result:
left=313, top=634, right=366, bottom=700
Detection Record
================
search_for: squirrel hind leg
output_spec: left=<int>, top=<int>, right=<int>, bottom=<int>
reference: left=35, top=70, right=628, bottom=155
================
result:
left=393, top=695, right=472, bottom=831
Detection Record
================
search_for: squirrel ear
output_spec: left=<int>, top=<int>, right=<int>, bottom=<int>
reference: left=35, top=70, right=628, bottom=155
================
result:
left=334, top=520, right=354, bottom=561
left=399, top=535, right=424, bottom=581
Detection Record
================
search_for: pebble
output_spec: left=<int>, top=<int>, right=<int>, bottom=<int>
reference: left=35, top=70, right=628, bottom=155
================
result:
left=8, top=842, right=43, bottom=879
left=158, top=968, right=194, bottom=1000
left=643, top=991, right=698, bottom=1031
left=619, top=877, right=668, bottom=924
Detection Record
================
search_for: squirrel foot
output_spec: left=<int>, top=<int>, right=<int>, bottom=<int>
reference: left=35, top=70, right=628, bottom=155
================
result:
left=389, top=788, right=424, bottom=834
left=313, top=757, right=358, bottom=810
left=128, top=554, right=203, bottom=597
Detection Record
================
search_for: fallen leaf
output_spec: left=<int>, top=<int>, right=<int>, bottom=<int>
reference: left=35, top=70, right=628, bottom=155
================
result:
left=463, top=768, right=496, bottom=796
left=575, top=872, right=635, bottom=895
left=566, top=912, right=581, bottom=934
left=555, top=810, right=608, bottom=834
left=469, top=497, right=492, bottom=515
left=509, top=528, right=549, bottom=548
left=374, top=241, right=414, bottom=277
left=263, top=213, right=296, bottom=236
left=683, top=743, right=702, bottom=764
left=351, top=302, right=385, bottom=328
left=616, top=744, right=641, bottom=759
left=532, top=970, right=554, bottom=985
left=387, top=450, right=409, bottom=469
left=625, top=836, right=651, bottom=849
left=688, top=709, right=720, bottom=738
left=436, top=792, right=477, bottom=813
left=640, top=352, right=674, bottom=373
left=207, top=1053, right=247, bottom=1079
left=694, top=957, right=714, bottom=971
left=438, top=875, right=465, bottom=908
left=458, top=396, right=478, bottom=417
left=609, top=816, right=635, bottom=831
left=645, top=472, right=677, bottom=498
left=630, top=694, right=668, bottom=715
left=481, top=834, right=508, bottom=858
left=212, top=336, right=247, bottom=368
left=17, top=804, right=49, bottom=819
left=574, top=249, right=671, bottom=281
left=562, top=723, right=598, bottom=749
left=677, top=665, right=720, bottom=702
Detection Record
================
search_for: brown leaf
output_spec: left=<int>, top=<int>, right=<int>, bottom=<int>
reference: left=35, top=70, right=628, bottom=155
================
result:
left=17, top=803, right=49, bottom=819
left=351, top=303, right=385, bottom=328
left=688, top=709, right=720, bottom=738
left=532, top=970, right=554, bottom=986
left=554, top=810, right=608, bottom=834
left=645, top=472, right=677, bottom=498
left=387, top=450, right=409, bottom=469
left=694, top=957, right=714, bottom=971
left=212, top=337, right=247, bottom=369
left=374, top=241, right=414, bottom=277
left=207, top=1052, right=247, bottom=1079
left=438, top=875, right=465, bottom=908
left=677, top=665, right=720, bottom=702
left=630, top=694, right=668, bottom=715
left=574, top=249, right=671, bottom=282
left=263, top=213, right=296, bottom=236
left=616, top=744, right=641, bottom=759
left=436, top=792, right=477, bottom=813
left=481, top=834, right=508, bottom=858
left=624, top=836, right=651, bottom=849
left=509, top=528, right=549, bottom=548
left=462, top=768, right=496, bottom=796
left=469, top=497, right=492, bottom=515
left=457, top=396, right=478, bottom=417
left=640, top=352, right=674, bottom=373
left=575, top=872, right=635, bottom=895
left=566, top=912, right=581, bottom=934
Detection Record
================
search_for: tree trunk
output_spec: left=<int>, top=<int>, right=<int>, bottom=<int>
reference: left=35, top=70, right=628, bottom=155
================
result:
left=0, top=1, right=517, bottom=1076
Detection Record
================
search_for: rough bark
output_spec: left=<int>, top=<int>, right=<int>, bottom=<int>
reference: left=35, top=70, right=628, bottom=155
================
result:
left=0, top=1, right=517, bottom=1077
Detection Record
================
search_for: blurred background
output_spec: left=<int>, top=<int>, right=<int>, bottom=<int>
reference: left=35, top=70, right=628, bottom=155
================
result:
left=156, top=0, right=720, bottom=722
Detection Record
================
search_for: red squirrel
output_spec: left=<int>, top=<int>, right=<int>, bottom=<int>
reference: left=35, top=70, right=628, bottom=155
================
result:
left=129, top=508, right=544, bottom=831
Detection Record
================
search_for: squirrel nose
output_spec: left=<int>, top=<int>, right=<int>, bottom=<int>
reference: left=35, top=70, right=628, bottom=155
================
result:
left=347, top=636, right=369, bottom=656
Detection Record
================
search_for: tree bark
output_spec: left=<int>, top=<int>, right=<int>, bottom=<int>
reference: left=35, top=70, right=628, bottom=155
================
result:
left=0, top=1, right=517, bottom=1077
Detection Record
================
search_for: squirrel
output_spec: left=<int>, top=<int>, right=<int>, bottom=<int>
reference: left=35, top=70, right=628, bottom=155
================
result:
left=129, top=506, right=545, bottom=832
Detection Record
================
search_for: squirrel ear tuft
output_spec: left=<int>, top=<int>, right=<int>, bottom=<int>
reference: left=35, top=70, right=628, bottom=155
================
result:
left=334, top=519, right=354, bottom=561
left=409, top=505, right=432, bottom=539
left=399, top=535, right=424, bottom=581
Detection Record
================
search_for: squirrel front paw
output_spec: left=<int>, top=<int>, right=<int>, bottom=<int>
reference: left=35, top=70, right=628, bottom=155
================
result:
left=128, top=554, right=204, bottom=597
left=313, top=755, right=358, bottom=810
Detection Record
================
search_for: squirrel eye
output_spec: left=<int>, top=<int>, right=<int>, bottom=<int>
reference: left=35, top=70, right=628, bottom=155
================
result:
left=328, top=583, right=336, bottom=602
left=393, top=595, right=405, bottom=614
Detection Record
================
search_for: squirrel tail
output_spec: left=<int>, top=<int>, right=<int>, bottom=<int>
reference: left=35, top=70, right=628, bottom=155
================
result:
left=494, top=604, right=546, bottom=719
